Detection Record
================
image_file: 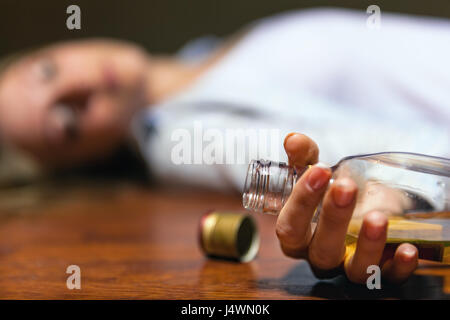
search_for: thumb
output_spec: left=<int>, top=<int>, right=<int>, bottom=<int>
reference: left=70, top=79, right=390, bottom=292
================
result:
left=283, top=132, right=319, bottom=170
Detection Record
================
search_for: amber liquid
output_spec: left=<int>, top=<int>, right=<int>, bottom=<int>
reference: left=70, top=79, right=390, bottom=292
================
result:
left=344, top=211, right=450, bottom=263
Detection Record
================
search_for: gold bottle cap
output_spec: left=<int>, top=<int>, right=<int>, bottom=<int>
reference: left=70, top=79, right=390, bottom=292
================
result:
left=198, top=211, right=260, bottom=262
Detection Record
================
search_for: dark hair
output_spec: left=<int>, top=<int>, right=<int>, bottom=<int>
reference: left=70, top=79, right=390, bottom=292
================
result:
left=49, top=143, right=152, bottom=185
left=0, top=49, right=32, bottom=79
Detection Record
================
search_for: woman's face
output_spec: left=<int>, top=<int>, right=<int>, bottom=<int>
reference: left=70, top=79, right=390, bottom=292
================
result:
left=0, top=39, right=150, bottom=166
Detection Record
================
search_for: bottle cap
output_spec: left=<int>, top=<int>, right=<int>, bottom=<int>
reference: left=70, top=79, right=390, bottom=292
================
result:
left=198, top=211, right=260, bottom=262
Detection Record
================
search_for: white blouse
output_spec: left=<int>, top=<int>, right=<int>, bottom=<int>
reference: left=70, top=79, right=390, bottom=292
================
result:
left=132, top=8, right=450, bottom=191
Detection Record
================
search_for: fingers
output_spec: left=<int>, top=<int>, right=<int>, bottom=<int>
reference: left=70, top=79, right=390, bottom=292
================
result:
left=284, top=133, right=319, bottom=169
left=382, top=243, right=418, bottom=284
left=308, top=178, right=358, bottom=270
left=344, top=211, right=388, bottom=283
left=276, top=165, right=331, bottom=258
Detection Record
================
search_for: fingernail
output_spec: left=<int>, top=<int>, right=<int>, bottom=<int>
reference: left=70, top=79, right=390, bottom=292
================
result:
left=283, top=132, right=302, bottom=155
left=333, top=179, right=356, bottom=207
left=283, top=132, right=299, bottom=148
left=401, top=246, right=417, bottom=262
left=363, top=212, right=387, bottom=241
left=307, top=165, right=330, bottom=191
left=315, top=162, right=331, bottom=168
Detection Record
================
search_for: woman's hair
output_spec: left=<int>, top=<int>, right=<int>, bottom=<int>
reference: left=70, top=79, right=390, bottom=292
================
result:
left=0, top=49, right=44, bottom=188
left=0, top=49, right=31, bottom=79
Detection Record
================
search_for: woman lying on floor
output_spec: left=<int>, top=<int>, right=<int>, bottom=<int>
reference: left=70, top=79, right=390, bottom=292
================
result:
left=0, top=8, right=449, bottom=283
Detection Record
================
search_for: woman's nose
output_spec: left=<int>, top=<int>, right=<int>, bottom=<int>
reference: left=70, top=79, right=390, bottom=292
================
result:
left=44, top=103, right=79, bottom=146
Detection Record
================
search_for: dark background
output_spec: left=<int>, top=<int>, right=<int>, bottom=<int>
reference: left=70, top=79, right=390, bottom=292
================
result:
left=1, top=0, right=450, bottom=57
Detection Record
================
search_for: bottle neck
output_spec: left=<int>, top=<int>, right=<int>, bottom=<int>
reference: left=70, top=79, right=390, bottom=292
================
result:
left=243, top=160, right=297, bottom=214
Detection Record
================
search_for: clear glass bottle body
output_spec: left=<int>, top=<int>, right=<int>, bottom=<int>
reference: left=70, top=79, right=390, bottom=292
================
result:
left=243, top=152, right=450, bottom=248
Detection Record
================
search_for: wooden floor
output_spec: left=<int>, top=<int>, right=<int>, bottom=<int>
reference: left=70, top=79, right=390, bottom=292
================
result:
left=0, top=184, right=449, bottom=299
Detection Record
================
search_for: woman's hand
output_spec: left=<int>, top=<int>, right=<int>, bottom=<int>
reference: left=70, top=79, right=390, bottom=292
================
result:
left=275, top=132, right=419, bottom=284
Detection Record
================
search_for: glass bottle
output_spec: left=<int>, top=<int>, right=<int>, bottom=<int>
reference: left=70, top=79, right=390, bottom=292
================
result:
left=243, top=152, right=450, bottom=263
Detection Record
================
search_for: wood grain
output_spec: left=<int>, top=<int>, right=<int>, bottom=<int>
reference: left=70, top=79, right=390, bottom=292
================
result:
left=0, top=184, right=449, bottom=299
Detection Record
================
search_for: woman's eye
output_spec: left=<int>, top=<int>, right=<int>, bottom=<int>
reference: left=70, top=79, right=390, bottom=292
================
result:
left=38, top=58, right=57, bottom=82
